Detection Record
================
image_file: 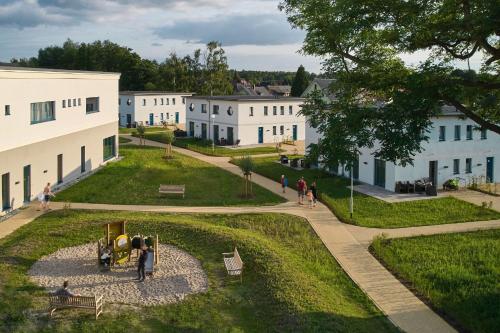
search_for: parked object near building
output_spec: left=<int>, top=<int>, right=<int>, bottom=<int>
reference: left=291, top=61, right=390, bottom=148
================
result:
left=185, top=95, right=305, bottom=146
left=302, top=80, right=499, bottom=192
left=118, top=91, right=193, bottom=128
left=0, top=66, right=120, bottom=215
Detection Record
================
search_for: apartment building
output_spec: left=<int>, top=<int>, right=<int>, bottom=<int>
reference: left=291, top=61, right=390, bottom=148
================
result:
left=119, top=91, right=193, bottom=128
left=0, top=66, right=120, bottom=215
left=185, top=96, right=305, bottom=146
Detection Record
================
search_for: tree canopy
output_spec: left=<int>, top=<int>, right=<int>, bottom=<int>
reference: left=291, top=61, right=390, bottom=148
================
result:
left=291, top=65, right=310, bottom=97
left=280, top=0, right=500, bottom=168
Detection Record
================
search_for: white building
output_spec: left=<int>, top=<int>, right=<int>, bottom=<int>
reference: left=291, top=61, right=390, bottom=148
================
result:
left=0, top=66, right=120, bottom=215
left=119, top=91, right=193, bottom=128
left=185, top=96, right=305, bottom=146
left=303, top=80, right=499, bottom=191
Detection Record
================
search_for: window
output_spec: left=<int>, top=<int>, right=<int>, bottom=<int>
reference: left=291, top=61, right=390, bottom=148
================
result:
left=160, top=113, right=164, bottom=121
left=280, top=106, right=285, bottom=115
left=289, top=105, right=293, bottom=115
left=142, top=99, right=146, bottom=106
left=465, top=158, right=472, bottom=173
left=68, top=99, right=72, bottom=108
left=272, top=126, right=277, bottom=135
left=103, top=136, right=116, bottom=161
left=118, top=98, right=121, bottom=106
left=62, top=100, right=66, bottom=108
left=30, top=101, right=55, bottom=124
left=4, top=105, right=10, bottom=116
left=453, top=159, right=460, bottom=175
left=172, top=98, right=176, bottom=105
left=280, top=125, right=284, bottom=135
left=201, top=104, right=207, bottom=113
left=439, top=126, right=446, bottom=141
left=273, top=106, right=277, bottom=115
left=481, top=128, right=487, bottom=140
left=466, top=125, right=473, bottom=140
left=86, top=97, right=99, bottom=113
left=213, top=105, right=219, bottom=115
left=73, top=98, right=76, bottom=106
left=249, top=107, right=254, bottom=116
left=78, top=98, right=81, bottom=106
left=166, top=98, right=170, bottom=105
left=154, top=98, right=157, bottom=106
left=161, top=98, right=164, bottom=105
left=454, top=125, right=461, bottom=141
left=264, top=106, right=268, bottom=116
left=182, top=97, right=186, bottom=104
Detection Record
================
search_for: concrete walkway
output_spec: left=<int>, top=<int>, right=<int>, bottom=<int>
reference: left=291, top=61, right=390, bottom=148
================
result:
left=448, top=189, right=500, bottom=212
left=2, top=136, right=497, bottom=332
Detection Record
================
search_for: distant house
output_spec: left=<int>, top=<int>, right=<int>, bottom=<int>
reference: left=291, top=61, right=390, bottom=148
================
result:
left=119, top=91, right=193, bottom=128
left=267, top=85, right=291, bottom=97
left=302, top=78, right=499, bottom=191
left=185, top=95, right=305, bottom=146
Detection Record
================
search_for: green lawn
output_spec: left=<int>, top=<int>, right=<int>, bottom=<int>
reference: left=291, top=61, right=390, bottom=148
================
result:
left=119, top=127, right=167, bottom=134
left=371, top=230, right=500, bottom=333
left=232, top=156, right=500, bottom=228
left=55, top=146, right=284, bottom=206
left=0, top=210, right=397, bottom=332
left=140, top=133, right=282, bottom=157
left=119, top=136, right=132, bottom=144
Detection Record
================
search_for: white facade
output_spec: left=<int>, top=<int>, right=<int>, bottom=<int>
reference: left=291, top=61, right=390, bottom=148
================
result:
left=0, top=66, right=120, bottom=215
left=185, top=96, right=305, bottom=146
left=119, top=92, right=193, bottom=127
left=306, top=112, right=500, bottom=191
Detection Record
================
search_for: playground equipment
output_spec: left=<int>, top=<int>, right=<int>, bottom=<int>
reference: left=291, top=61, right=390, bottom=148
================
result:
left=97, top=221, right=159, bottom=273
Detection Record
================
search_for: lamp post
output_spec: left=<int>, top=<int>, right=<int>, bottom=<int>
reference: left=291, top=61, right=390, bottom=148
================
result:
left=350, top=165, right=354, bottom=219
left=210, top=114, right=216, bottom=153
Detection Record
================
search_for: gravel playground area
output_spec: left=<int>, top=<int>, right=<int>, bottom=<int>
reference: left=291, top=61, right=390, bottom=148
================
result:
left=28, top=243, right=208, bottom=306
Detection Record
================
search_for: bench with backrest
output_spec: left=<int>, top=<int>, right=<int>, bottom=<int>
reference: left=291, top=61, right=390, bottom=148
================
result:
left=222, top=247, right=243, bottom=282
left=159, top=184, right=185, bottom=198
left=48, top=293, right=104, bottom=319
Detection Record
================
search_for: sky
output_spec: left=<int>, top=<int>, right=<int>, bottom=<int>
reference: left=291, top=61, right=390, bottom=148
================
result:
left=0, top=0, right=483, bottom=73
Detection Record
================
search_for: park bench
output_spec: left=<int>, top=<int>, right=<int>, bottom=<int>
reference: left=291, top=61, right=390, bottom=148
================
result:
left=48, top=293, right=104, bottom=319
left=222, top=247, right=243, bottom=282
left=159, top=184, right=185, bottom=198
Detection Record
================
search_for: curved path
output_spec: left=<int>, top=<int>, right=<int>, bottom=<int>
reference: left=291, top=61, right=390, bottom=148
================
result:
left=2, top=135, right=499, bottom=333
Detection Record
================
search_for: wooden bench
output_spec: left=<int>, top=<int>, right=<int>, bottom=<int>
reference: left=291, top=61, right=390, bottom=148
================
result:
left=159, top=184, right=185, bottom=198
left=223, top=247, right=243, bottom=282
left=48, top=293, right=104, bottom=319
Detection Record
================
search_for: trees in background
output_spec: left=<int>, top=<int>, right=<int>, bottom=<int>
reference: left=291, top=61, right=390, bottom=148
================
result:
left=291, top=65, right=309, bottom=97
left=280, top=0, right=500, bottom=170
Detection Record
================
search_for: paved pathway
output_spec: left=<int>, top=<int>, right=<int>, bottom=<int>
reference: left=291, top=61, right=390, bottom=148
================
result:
left=2, top=136, right=498, bottom=332
left=448, top=189, right=500, bottom=212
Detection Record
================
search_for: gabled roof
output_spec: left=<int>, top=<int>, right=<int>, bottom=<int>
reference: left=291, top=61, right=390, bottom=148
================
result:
left=187, top=95, right=304, bottom=102
left=120, top=91, right=193, bottom=96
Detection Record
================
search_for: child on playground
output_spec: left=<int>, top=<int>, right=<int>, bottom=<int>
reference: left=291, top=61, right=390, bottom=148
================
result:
left=306, top=189, right=314, bottom=209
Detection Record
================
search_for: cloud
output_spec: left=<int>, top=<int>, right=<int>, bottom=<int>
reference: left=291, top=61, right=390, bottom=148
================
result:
left=154, top=14, right=304, bottom=46
left=0, top=0, right=71, bottom=28
left=151, top=42, right=162, bottom=47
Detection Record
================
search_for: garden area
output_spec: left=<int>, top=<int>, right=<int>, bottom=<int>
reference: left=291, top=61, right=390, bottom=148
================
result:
left=55, top=145, right=284, bottom=206
left=118, top=127, right=168, bottom=134
left=232, top=156, right=500, bottom=228
left=0, top=210, right=397, bottom=332
left=371, top=230, right=500, bottom=333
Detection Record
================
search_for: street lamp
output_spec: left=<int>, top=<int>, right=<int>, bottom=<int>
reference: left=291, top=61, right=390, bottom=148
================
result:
left=210, top=114, right=216, bottom=153
left=349, top=165, right=354, bottom=219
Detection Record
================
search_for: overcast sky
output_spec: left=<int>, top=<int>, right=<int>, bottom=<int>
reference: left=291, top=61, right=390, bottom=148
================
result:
left=0, top=0, right=482, bottom=73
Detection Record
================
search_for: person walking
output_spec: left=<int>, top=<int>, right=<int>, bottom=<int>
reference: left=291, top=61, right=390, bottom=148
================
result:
left=40, top=183, right=55, bottom=211
left=280, top=175, right=288, bottom=193
left=306, top=189, right=314, bottom=209
left=297, top=177, right=306, bottom=204
left=136, top=247, right=148, bottom=282
left=310, top=181, right=318, bottom=207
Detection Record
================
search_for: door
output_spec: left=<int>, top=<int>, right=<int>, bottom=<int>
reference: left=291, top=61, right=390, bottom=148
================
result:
left=214, top=125, right=219, bottom=143
left=429, top=160, right=438, bottom=186
left=126, top=114, right=132, bottom=126
left=486, top=157, right=494, bottom=183
left=258, top=127, right=264, bottom=144
left=374, top=159, right=386, bottom=188
left=23, top=165, right=31, bottom=203
left=57, top=154, right=63, bottom=184
left=352, top=157, right=359, bottom=180
left=81, top=146, right=86, bottom=173
left=227, top=127, right=234, bottom=145
left=292, top=125, right=298, bottom=141
left=149, top=113, right=154, bottom=125
left=175, top=112, right=180, bottom=124
left=2, top=173, right=10, bottom=211
left=201, top=123, right=207, bottom=140
left=189, top=122, right=195, bottom=137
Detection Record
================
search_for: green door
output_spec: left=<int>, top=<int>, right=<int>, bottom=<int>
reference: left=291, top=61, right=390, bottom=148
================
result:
left=292, top=125, right=298, bottom=141
left=201, top=123, right=207, bottom=139
left=374, top=159, right=386, bottom=188
left=214, top=125, right=219, bottom=143
left=227, top=127, right=234, bottom=145
left=23, top=165, right=31, bottom=203
left=2, top=173, right=10, bottom=211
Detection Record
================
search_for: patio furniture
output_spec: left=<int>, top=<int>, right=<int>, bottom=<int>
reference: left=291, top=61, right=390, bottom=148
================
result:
left=223, top=247, right=243, bottom=283
left=280, top=155, right=289, bottom=164
left=299, top=159, right=305, bottom=168
left=406, top=181, right=415, bottom=193
left=220, top=138, right=227, bottom=146
left=233, top=139, right=241, bottom=147
left=290, top=158, right=299, bottom=168
left=426, top=185, right=437, bottom=196
left=49, top=293, right=104, bottom=320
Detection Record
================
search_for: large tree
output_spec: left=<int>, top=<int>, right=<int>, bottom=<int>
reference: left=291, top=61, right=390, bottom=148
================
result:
left=200, top=41, right=233, bottom=96
left=280, top=0, right=500, bottom=168
left=291, top=65, right=309, bottom=96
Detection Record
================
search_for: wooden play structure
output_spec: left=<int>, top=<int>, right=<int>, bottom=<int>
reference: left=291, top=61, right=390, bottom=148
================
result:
left=97, top=221, right=159, bottom=275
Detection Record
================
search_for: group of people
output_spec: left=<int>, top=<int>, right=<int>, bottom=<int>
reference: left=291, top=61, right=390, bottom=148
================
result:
left=280, top=175, right=318, bottom=208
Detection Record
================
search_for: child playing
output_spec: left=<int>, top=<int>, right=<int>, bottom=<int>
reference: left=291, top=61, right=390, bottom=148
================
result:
left=306, top=189, right=314, bottom=209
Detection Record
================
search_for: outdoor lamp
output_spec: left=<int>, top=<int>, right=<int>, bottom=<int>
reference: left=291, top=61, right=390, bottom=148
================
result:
left=189, top=103, right=195, bottom=111
left=227, top=106, right=234, bottom=115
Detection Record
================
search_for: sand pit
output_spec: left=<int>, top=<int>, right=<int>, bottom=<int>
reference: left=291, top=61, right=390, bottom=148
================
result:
left=28, top=243, right=208, bottom=306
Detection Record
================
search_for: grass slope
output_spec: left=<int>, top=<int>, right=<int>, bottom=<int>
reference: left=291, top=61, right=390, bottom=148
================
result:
left=141, top=133, right=281, bottom=157
left=119, top=127, right=167, bottom=134
left=371, top=230, right=500, bottom=333
left=55, top=146, right=284, bottom=206
left=0, top=210, right=397, bottom=332
left=232, top=156, right=500, bottom=228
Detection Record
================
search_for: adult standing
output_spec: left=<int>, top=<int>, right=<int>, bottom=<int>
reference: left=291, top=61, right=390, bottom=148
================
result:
left=280, top=175, right=289, bottom=193
left=136, top=247, right=148, bottom=282
left=310, top=181, right=318, bottom=207
left=41, top=183, right=55, bottom=211
left=297, top=177, right=306, bottom=204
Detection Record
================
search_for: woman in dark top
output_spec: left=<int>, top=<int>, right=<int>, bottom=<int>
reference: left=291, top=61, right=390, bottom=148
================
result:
left=310, top=181, right=318, bottom=207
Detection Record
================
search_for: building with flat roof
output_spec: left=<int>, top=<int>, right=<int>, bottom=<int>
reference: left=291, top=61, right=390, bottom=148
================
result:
left=185, top=95, right=305, bottom=146
left=119, top=91, right=193, bottom=128
left=0, top=66, right=120, bottom=215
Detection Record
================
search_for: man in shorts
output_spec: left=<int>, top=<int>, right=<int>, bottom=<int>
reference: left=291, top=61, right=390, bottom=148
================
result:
left=297, top=177, right=306, bottom=204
